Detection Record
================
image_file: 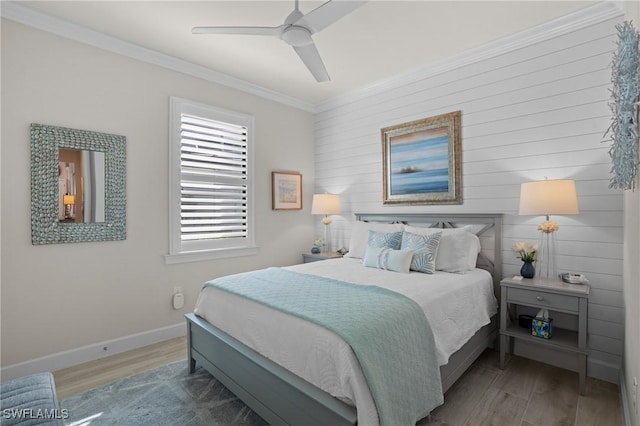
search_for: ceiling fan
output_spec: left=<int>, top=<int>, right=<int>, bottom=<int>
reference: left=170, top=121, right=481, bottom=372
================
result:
left=192, top=0, right=366, bottom=82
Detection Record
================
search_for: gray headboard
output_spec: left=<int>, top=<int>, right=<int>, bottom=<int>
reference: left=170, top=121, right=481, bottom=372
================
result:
left=354, top=213, right=503, bottom=296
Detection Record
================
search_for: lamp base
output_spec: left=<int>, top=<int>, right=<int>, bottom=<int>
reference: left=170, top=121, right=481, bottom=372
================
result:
left=64, top=204, right=72, bottom=220
left=323, top=222, right=332, bottom=252
left=536, top=231, right=558, bottom=279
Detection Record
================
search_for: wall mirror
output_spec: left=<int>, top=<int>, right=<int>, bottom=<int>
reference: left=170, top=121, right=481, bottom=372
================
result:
left=31, top=123, right=126, bottom=244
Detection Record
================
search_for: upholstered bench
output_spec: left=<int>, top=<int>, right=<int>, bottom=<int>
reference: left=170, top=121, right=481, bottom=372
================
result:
left=0, top=373, right=64, bottom=425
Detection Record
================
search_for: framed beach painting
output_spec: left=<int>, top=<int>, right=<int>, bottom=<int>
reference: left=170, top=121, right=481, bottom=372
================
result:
left=272, top=171, right=303, bottom=210
left=382, top=111, right=462, bottom=205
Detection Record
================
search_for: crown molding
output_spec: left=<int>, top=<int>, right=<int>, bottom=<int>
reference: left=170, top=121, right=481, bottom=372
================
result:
left=1, top=1, right=625, bottom=115
left=0, top=1, right=316, bottom=113
left=315, top=1, right=624, bottom=113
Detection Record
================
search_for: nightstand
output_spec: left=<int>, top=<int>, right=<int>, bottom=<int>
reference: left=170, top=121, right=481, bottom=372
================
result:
left=499, top=277, right=590, bottom=394
left=302, top=252, right=343, bottom=263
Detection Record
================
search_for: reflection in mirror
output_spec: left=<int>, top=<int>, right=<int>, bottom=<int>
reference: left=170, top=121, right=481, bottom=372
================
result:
left=58, top=148, right=106, bottom=223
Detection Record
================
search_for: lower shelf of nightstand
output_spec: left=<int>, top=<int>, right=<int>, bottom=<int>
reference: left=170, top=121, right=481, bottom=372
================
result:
left=500, top=325, right=588, bottom=355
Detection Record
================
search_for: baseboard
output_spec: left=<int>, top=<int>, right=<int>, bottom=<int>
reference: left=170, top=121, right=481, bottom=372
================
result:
left=0, top=323, right=186, bottom=381
left=620, top=370, right=633, bottom=426
left=587, top=357, right=621, bottom=384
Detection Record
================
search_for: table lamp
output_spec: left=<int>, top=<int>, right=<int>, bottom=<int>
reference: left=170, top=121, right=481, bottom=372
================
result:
left=63, top=193, right=76, bottom=220
left=311, top=194, right=340, bottom=252
left=519, top=179, right=579, bottom=279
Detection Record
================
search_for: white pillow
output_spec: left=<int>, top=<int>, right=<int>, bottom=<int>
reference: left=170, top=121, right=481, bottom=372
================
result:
left=403, top=225, right=481, bottom=272
left=362, top=246, right=413, bottom=273
left=345, top=221, right=404, bottom=259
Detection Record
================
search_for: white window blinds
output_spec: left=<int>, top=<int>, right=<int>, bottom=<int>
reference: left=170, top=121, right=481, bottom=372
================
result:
left=180, top=114, right=248, bottom=243
left=167, top=97, right=256, bottom=263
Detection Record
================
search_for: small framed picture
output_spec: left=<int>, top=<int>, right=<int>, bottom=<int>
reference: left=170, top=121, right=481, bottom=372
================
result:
left=272, top=171, right=302, bottom=210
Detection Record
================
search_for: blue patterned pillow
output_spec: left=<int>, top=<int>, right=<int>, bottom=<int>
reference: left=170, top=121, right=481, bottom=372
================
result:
left=362, top=246, right=413, bottom=273
left=367, top=230, right=402, bottom=250
left=401, top=231, right=442, bottom=274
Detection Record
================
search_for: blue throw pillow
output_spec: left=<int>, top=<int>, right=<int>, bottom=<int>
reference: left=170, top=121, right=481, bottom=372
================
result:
left=362, top=246, right=413, bottom=273
left=401, top=231, right=442, bottom=274
left=367, top=230, right=402, bottom=250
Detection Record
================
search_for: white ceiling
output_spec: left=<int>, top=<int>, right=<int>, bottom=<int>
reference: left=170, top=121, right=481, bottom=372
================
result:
left=13, top=1, right=601, bottom=105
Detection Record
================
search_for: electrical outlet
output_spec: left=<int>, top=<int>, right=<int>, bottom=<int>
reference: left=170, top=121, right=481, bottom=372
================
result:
left=173, top=286, right=182, bottom=295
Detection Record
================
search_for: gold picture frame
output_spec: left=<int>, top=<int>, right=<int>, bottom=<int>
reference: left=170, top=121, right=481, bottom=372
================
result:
left=272, top=171, right=303, bottom=210
left=382, top=111, right=462, bottom=205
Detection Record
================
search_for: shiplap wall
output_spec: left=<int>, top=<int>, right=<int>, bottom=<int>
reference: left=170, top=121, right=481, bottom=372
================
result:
left=313, top=6, right=623, bottom=382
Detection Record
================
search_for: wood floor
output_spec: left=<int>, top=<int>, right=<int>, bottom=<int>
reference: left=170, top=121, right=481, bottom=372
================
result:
left=53, top=336, right=188, bottom=400
left=53, top=337, right=622, bottom=426
left=424, top=350, right=622, bottom=426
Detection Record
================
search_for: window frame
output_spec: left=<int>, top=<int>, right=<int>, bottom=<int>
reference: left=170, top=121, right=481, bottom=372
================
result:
left=165, top=96, right=257, bottom=264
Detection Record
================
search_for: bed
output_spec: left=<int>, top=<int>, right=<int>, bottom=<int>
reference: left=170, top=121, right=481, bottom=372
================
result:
left=186, top=212, right=503, bottom=426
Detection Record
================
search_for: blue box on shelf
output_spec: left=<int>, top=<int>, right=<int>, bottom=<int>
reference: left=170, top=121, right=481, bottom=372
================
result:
left=532, top=317, right=553, bottom=339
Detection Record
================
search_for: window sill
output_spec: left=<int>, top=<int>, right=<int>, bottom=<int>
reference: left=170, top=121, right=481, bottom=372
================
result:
left=165, top=245, right=258, bottom=265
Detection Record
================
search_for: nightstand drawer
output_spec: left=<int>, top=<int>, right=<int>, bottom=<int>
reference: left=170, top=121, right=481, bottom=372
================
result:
left=302, top=252, right=343, bottom=263
left=508, top=287, right=579, bottom=312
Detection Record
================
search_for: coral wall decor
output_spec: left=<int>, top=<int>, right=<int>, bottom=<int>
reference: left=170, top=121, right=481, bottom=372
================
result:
left=605, top=21, right=640, bottom=191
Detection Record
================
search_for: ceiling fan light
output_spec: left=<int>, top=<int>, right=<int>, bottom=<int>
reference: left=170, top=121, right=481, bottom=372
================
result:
left=281, top=26, right=312, bottom=47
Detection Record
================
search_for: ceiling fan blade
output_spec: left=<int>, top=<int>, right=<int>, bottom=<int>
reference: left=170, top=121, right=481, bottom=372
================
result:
left=293, top=42, right=330, bottom=82
left=296, top=0, right=367, bottom=33
left=192, top=26, right=284, bottom=36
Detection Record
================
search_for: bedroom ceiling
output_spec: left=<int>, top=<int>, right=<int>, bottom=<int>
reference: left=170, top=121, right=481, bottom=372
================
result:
left=12, top=1, right=601, bottom=105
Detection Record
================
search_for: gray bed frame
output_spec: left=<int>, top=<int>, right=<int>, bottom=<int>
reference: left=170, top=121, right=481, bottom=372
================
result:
left=186, top=212, right=503, bottom=426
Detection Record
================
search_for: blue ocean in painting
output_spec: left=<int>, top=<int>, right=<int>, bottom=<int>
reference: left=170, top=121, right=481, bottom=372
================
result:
left=390, top=134, right=450, bottom=195
left=391, top=168, right=449, bottom=195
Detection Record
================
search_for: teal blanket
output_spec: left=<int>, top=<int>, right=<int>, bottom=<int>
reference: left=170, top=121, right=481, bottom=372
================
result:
left=204, top=268, right=443, bottom=425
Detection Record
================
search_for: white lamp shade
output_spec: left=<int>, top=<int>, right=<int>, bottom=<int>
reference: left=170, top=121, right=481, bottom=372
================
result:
left=519, top=179, right=579, bottom=216
left=311, top=194, right=340, bottom=215
left=63, top=194, right=75, bottom=205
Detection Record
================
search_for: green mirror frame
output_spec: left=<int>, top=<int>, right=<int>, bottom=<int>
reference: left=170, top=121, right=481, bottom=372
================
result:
left=31, top=123, right=126, bottom=245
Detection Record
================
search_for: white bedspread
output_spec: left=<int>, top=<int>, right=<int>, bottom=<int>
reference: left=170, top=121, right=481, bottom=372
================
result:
left=194, top=258, right=498, bottom=426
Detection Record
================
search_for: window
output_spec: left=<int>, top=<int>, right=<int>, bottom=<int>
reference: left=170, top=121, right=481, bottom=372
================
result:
left=166, top=97, right=256, bottom=264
